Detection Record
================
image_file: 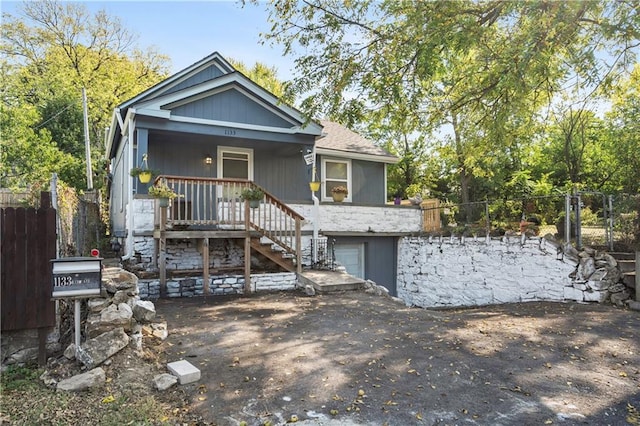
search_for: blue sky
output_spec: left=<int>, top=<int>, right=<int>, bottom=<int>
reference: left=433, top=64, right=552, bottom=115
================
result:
left=2, top=1, right=296, bottom=80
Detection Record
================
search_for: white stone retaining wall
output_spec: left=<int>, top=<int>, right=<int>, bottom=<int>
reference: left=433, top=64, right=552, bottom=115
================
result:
left=289, top=203, right=423, bottom=233
left=397, top=236, right=583, bottom=308
left=138, top=272, right=297, bottom=299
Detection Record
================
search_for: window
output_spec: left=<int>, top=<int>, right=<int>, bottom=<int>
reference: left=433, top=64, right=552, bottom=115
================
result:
left=217, top=147, right=253, bottom=180
left=322, top=158, right=351, bottom=202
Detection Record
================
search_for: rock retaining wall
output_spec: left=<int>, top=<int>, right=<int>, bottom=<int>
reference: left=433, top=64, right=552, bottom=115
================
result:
left=138, top=272, right=298, bottom=299
left=397, top=235, right=634, bottom=308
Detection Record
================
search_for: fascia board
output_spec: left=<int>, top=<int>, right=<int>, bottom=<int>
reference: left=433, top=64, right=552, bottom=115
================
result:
left=315, top=147, right=399, bottom=164
left=169, top=115, right=314, bottom=135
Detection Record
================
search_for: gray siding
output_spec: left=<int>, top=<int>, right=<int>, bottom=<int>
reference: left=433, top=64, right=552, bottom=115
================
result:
left=110, top=134, right=130, bottom=237
left=333, top=236, right=398, bottom=296
left=142, top=132, right=314, bottom=202
left=170, top=89, right=293, bottom=128
left=164, top=65, right=226, bottom=96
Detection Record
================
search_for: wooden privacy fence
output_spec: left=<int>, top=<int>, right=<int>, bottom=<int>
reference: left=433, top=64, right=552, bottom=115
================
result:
left=1, top=192, right=56, bottom=342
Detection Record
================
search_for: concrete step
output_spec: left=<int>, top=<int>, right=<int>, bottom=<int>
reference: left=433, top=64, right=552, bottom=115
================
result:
left=618, top=259, right=637, bottom=273
left=609, top=252, right=636, bottom=261
left=299, top=270, right=365, bottom=293
left=623, top=271, right=636, bottom=289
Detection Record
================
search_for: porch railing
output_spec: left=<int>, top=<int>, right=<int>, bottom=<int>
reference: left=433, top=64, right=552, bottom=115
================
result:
left=153, top=176, right=303, bottom=266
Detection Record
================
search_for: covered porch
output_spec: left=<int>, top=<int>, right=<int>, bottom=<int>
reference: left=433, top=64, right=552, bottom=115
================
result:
left=150, top=175, right=303, bottom=295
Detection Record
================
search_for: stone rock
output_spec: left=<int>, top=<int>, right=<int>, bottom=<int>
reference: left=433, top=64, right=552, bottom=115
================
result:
left=76, top=328, right=130, bottom=369
left=610, top=290, right=631, bottom=306
left=40, top=370, right=57, bottom=387
left=577, top=257, right=596, bottom=281
left=85, top=314, right=115, bottom=339
left=608, top=282, right=627, bottom=293
left=584, top=289, right=608, bottom=303
left=100, top=303, right=133, bottom=331
left=102, top=269, right=138, bottom=294
left=133, top=300, right=156, bottom=323
left=5, top=347, right=38, bottom=365
left=153, top=373, right=178, bottom=391
left=628, top=300, right=640, bottom=311
left=63, top=343, right=76, bottom=360
left=87, top=298, right=110, bottom=313
left=112, top=290, right=130, bottom=305
left=57, top=367, right=105, bottom=392
left=142, top=321, right=168, bottom=341
left=304, top=284, right=316, bottom=296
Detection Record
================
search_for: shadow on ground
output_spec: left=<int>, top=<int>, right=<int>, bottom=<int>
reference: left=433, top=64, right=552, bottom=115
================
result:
left=154, top=292, right=640, bottom=426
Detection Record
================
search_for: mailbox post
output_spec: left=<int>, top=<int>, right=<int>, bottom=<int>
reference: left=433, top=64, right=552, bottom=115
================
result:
left=51, top=257, right=102, bottom=355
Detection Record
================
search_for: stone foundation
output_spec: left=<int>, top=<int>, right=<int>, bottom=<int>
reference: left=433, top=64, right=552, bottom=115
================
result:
left=138, top=272, right=298, bottom=299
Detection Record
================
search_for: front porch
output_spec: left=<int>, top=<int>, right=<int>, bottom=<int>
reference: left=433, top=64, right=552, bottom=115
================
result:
left=129, top=175, right=426, bottom=296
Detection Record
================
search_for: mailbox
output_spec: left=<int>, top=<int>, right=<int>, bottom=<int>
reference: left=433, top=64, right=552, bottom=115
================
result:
left=51, top=257, right=102, bottom=298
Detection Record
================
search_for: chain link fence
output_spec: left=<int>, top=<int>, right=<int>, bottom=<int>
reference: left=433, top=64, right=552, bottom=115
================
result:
left=420, top=194, right=639, bottom=251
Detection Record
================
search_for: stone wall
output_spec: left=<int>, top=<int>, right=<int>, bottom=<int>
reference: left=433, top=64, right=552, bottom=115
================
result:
left=289, top=203, right=423, bottom=233
left=138, top=272, right=298, bottom=299
left=397, top=235, right=580, bottom=308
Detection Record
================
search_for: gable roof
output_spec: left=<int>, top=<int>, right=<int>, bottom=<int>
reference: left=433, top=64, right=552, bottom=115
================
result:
left=317, top=120, right=398, bottom=164
left=106, top=52, right=323, bottom=158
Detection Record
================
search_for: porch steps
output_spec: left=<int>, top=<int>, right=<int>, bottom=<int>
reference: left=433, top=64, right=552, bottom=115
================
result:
left=242, top=238, right=296, bottom=272
left=610, top=252, right=638, bottom=294
left=298, top=270, right=365, bottom=293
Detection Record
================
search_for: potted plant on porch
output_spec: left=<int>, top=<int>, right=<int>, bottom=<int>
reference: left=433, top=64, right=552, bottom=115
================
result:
left=241, top=187, right=265, bottom=208
left=148, top=181, right=179, bottom=207
left=331, top=185, right=348, bottom=202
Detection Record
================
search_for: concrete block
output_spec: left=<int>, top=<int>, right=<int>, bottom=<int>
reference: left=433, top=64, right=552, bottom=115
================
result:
left=167, top=360, right=201, bottom=384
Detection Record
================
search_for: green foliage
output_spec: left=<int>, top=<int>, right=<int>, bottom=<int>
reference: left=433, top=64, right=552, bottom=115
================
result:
left=240, top=187, right=265, bottom=200
left=0, top=364, right=42, bottom=392
left=148, top=182, right=179, bottom=199
left=260, top=0, right=639, bottom=207
left=1, top=1, right=170, bottom=190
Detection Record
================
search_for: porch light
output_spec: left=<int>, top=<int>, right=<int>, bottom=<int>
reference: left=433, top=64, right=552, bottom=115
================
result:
left=205, top=155, right=213, bottom=165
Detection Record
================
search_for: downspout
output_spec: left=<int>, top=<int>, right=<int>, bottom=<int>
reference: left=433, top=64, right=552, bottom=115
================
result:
left=121, top=109, right=136, bottom=261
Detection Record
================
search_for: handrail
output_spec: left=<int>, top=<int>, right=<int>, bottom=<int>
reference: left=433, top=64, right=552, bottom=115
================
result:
left=152, top=176, right=302, bottom=271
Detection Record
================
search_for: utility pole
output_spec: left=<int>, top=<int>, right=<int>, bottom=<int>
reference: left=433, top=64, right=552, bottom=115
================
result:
left=82, top=88, right=93, bottom=190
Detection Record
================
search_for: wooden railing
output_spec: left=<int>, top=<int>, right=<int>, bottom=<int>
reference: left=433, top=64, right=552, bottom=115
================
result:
left=152, top=176, right=303, bottom=266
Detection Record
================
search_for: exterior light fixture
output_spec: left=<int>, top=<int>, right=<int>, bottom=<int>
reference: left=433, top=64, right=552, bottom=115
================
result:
left=205, top=155, right=213, bottom=165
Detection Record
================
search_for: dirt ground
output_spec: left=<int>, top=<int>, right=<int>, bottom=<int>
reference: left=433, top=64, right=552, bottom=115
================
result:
left=152, top=291, right=640, bottom=426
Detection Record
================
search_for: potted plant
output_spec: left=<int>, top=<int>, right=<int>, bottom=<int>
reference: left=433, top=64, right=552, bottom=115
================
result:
left=129, top=154, right=157, bottom=183
left=129, top=167, right=157, bottom=183
left=241, top=187, right=265, bottom=208
left=148, top=181, right=179, bottom=207
left=331, top=185, right=348, bottom=202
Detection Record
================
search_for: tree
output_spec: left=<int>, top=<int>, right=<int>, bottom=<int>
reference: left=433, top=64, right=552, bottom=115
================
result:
left=606, top=64, right=640, bottom=194
left=229, top=59, right=293, bottom=103
left=260, top=0, right=640, bottom=202
left=1, top=0, right=170, bottom=189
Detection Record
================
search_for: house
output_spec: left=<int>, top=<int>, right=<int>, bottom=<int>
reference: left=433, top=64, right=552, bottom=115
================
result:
left=106, top=52, right=423, bottom=298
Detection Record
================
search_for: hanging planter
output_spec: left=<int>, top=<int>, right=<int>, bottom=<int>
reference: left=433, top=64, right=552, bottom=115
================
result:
left=129, top=154, right=158, bottom=183
left=149, top=180, right=179, bottom=208
left=309, top=181, right=321, bottom=192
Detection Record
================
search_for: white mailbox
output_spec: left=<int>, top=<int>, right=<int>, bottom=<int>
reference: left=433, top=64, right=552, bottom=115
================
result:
left=51, top=257, right=102, bottom=298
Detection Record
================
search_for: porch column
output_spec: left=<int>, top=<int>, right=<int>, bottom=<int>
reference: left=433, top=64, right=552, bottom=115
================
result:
left=202, top=237, right=210, bottom=295
left=244, top=200, right=251, bottom=294
left=159, top=203, right=167, bottom=297
left=135, top=128, right=149, bottom=194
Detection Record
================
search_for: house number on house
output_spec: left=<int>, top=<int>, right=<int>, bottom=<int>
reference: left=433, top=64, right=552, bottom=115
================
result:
left=224, top=129, right=236, bottom=136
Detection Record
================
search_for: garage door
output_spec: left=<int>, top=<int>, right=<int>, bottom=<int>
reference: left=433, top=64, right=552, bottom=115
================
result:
left=334, top=244, right=364, bottom=279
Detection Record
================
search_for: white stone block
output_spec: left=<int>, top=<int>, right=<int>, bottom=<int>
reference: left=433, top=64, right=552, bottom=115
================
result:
left=167, top=360, right=201, bottom=384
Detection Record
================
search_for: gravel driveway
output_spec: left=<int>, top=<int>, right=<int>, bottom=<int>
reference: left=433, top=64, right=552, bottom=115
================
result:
left=154, top=291, right=640, bottom=426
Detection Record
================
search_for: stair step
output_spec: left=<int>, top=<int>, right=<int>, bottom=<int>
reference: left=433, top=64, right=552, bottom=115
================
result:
left=618, top=259, right=636, bottom=273
left=299, top=270, right=365, bottom=293
left=623, top=271, right=636, bottom=289
left=609, top=252, right=636, bottom=261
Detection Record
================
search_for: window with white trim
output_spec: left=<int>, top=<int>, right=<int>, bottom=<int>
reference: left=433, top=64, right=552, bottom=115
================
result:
left=217, top=146, right=253, bottom=180
left=322, top=158, right=351, bottom=202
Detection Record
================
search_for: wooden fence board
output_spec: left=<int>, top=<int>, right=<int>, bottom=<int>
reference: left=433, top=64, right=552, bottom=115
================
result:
left=1, top=198, right=56, bottom=331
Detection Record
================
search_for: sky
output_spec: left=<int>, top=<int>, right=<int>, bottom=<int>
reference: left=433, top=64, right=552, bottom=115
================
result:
left=2, top=1, right=296, bottom=80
